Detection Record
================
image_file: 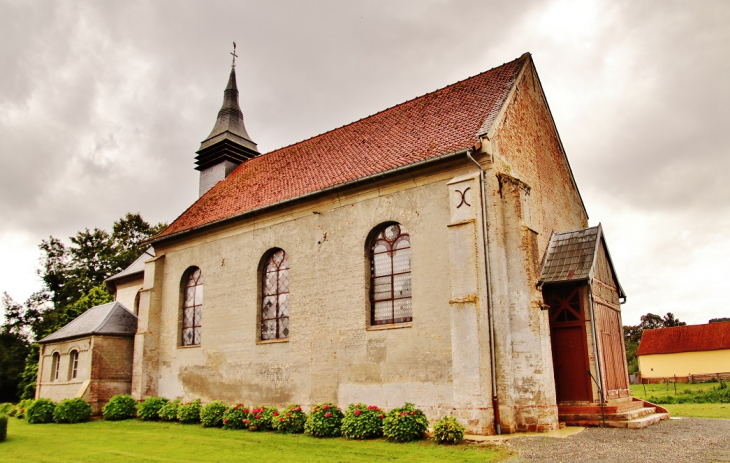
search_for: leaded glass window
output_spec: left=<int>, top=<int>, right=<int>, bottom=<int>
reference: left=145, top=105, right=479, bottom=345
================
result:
left=182, top=267, right=203, bottom=346
left=370, top=223, right=412, bottom=325
left=261, top=249, right=290, bottom=341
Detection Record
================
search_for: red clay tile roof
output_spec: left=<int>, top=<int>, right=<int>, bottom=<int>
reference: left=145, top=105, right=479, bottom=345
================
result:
left=637, top=322, right=730, bottom=356
left=157, top=54, right=529, bottom=239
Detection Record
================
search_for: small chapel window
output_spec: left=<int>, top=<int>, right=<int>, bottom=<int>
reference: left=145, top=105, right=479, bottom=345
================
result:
left=181, top=267, right=203, bottom=346
left=369, top=223, right=412, bottom=325
left=51, top=352, right=60, bottom=382
left=260, top=249, right=290, bottom=341
left=68, top=350, right=79, bottom=380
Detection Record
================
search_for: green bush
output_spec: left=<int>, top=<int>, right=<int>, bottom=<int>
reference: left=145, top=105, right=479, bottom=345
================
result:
left=137, top=397, right=169, bottom=421
left=158, top=399, right=181, bottom=421
left=26, top=398, right=56, bottom=424
left=433, top=416, right=465, bottom=444
left=53, top=398, right=93, bottom=424
left=222, top=404, right=250, bottom=430
left=0, top=414, right=7, bottom=442
left=341, top=403, right=384, bottom=439
left=177, top=399, right=202, bottom=424
left=0, top=403, right=16, bottom=417
left=648, top=385, right=730, bottom=405
left=382, top=403, right=428, bottom=442
left=247, top=406, right=276, bottom=431
left=16, top=399, right=34, bottom=419
left=200, top=401, right=228, bottom=428
left=304, top=402, right=344, bottom=437
left=103, top=394, right=138, bottom=421
left=272, top=404, right=307, bottom=433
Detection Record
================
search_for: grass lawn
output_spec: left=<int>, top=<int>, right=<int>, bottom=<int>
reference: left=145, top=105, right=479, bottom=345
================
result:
left=630, top=383, right=730, bottom=419
left=1, top=419, right=509, bottom=462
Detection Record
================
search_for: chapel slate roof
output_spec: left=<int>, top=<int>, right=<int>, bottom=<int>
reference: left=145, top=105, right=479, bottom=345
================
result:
left=637, top=322, right=730, bottom=356
left=156, top=53, right=530, bottom=240
left=539, top=224, right=626, bottom=298
left=106, top=247, right=155, bottom=283
left=38, top=302, right=138, bottom=344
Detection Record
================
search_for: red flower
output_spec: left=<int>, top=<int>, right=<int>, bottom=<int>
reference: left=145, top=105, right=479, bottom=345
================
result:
left=280, top=417, right=284, bottom=422
left=243, top=409, right=248, bottom=413
left=255, top=414, right=261, bottom=419
left=380, top=414, right=385, bottom=419
left=296, top=407, right=302, bottom=412
left=286, top=413, right=291, bottom=417
left=323, top=405, right=329, bottom=410
left=273, top=411, right=279, bottom=416
left=243, top=419, right=249, bottom=423
left=354, top=410, right=361, bottom=416
left=224, top=419, right=228, bottom=423
left=325, top=412, right=331, bottom=418
left=313, top=407, right=318, bottom=412
left=411, top=411, right=416, bottom=415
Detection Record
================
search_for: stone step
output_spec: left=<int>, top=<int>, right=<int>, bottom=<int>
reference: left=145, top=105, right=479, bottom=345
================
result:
left=561, top=412, right=669, bottom=429
left=558, top=401, right=643, bottom=415
left=559, top=407, right=657, bottom=422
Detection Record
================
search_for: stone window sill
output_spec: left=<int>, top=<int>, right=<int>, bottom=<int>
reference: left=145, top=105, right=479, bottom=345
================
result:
left=256, top=338, right=290, bottom=345
left=367, top=322, right=412, bottom=332
left=177, top=344, right=201, bottom=349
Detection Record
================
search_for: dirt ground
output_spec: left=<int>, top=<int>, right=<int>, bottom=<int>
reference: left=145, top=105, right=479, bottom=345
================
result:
left=500, top=418, right=730, bottom=462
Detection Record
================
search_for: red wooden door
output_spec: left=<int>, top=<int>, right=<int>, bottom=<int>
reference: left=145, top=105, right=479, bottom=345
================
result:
left=545, top=284, right=592, bottom=403
left=551, top=326, right=592, bottom=402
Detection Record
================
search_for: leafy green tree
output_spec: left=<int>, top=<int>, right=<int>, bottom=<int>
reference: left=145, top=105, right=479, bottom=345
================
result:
left=709, top=317, right=730, bottom=323
left=0, top=294, right=31, bottom=402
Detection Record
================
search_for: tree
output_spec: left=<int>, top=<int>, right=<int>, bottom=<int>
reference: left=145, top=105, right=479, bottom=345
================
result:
left=0, top=294, right=31, bottom=402
left=709, top=317, right=730, bottom=323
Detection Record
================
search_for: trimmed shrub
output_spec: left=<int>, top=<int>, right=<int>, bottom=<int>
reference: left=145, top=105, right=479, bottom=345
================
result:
left=26, top=398, right=56, bottom=424
left=137, top=397, right=169, bottom=421
left=200, top=401, right=228, bottom=428
left=382, top=403, right=428, bottom=442
left=177, top=399, right=202, bottom=424
left=158, top=399, right=181, bottom=421
left=53, top=398, right=93, bottom=424
left=16, top=399, right=34, bottom=419
left=0, top=403, right=15, bottom=417
left=433, top=416, right=466, bottom=445
left=0, top=414, right=7, bottom=442
left=247, top=406, right=276, bottom=431
left=304, top=402, right=344, bottom=437
left=341, top=403, right=384, bottom=439
left=272, top=404, right=307, bottom=433
left=103, top=394, right=138, bottom=421
left=223, top=404, right=250, bottom=430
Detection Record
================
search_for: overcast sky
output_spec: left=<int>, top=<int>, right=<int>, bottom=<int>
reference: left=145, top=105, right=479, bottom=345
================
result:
left=1, top=0, right=728, bottom=326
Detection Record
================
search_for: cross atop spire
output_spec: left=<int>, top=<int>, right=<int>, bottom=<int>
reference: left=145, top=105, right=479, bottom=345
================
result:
left=231, top=42, right=238, bottom=70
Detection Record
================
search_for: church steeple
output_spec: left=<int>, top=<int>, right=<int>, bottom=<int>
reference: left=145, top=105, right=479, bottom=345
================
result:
left=195, top=43, right=259, bottom=197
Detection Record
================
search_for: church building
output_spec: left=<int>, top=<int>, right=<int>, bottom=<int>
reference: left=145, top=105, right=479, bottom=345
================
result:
left=37, top=52, right=666, bottom=433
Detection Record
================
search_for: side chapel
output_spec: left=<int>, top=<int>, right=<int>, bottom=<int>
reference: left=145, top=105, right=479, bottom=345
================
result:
left=36, top=52, right=668, bottom=433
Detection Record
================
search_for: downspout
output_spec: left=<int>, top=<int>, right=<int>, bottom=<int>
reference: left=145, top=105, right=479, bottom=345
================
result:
left=466, top=149, right=501, bottom=435
left=588, top=285, right=606, bottom=426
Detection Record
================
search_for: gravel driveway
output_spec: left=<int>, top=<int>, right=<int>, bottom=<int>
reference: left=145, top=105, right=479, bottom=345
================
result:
left=501, top=418, right=730, bottom=462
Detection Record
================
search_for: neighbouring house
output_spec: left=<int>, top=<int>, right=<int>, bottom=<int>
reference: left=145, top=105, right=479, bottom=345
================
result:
left=37, top=52, right=659, bottom=433
left=35, top=302, right=137, bottom=414
left=637, top=322, right=730, bottom=381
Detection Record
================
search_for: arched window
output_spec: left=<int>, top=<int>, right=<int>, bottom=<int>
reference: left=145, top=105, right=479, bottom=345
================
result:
left=181, top=267, right=203, bottom=346
left=369, top=223, right=412, bottom=325
left=261, top=249, right=290, bottom=341
left=51, top=352, right=60, bottom=381
left=68, top=350, right=79, bottom=380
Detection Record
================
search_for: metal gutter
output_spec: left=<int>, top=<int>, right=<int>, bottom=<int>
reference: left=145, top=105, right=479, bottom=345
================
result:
left=152, top=147, right=474, bottom=245
left=466, top=149, right=501, bottom=435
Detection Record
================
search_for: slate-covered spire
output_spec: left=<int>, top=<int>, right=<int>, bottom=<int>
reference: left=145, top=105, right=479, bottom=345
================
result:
left=195, top=48, right=259, bottom=197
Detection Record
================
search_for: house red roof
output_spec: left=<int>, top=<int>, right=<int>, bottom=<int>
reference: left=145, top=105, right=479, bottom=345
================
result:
left=156, top=53, right=529, bottom=240
left=637, top=322, right=730, bottom=356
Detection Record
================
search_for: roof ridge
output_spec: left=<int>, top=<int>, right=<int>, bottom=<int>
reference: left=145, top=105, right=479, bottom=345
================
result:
left=251, top=54, right=530, bottom=158
left=92, top=301, right=119, bottom=333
